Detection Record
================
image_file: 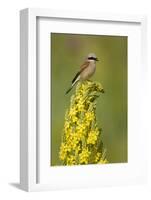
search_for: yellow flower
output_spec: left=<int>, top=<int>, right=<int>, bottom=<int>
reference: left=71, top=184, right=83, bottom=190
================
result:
left=79, top=148, right=90, bottom=164
left=85, top=112, right=94, bottom=122
left=68, top=107, right=79, bottom=123
left=97, top=83, right=104, bottom=92
left=98, top=158, right=108, bottom=164
left=69, top=107, right=77, bottom=117
left=67, top=136, right=77, bottom=150
left=77, top=100, right=85, bottom=112
left=95, top=152, right=101, bottom=163
left=87, top=130, right=99, bottom=145
left=75, top=94, right=82, bottom=102
left=72, top=116, right=78, bottom=123
left=59, top=143, right=68, bottom=160
left=64, top=121, right=70, bottom=132
left=59, top=81, right=108, bottom=165
left=66, top=155, right=76, bottom=166
left=75, top=145, right=81, bottom=154
left=76, top=123, right=86, bottom=133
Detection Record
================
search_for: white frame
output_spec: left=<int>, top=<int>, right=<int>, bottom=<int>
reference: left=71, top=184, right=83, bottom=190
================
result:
left=20, top=8, right=147, bottom=192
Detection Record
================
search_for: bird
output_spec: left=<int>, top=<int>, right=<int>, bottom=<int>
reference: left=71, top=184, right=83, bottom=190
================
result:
left=65, top=53, right=99, bottom=94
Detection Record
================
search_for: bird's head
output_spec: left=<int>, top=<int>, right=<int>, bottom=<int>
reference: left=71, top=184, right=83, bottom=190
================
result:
left=87, top=53, right=99, bottom=61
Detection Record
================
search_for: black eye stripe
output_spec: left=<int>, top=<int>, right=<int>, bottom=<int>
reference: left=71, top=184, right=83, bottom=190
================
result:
left=88, top=57, right=97, bottom=60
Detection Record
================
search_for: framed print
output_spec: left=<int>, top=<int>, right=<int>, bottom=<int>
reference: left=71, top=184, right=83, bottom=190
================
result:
left=20, top=8, right=147, bottom=191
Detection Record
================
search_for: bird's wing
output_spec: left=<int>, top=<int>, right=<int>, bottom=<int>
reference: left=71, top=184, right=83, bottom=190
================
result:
left=72, top=61, right=90, bottom=84
left=80, top=61, right=90, bottom=70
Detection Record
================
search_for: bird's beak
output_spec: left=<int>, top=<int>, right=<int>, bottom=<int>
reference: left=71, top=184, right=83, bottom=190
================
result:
left=96, top=58, right=99, bottom=61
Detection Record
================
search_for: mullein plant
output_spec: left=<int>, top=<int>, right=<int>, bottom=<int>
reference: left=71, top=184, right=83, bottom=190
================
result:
left=59, top=80, right=108, bottom=166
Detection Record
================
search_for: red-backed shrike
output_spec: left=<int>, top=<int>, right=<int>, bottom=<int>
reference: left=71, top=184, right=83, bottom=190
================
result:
left=66, top=53, right=99, bottom=94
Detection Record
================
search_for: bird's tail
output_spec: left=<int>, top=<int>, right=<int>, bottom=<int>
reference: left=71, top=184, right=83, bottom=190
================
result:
left=65, top=86, right=73, bottom=94
left=65, top=79, right=79, bottom=95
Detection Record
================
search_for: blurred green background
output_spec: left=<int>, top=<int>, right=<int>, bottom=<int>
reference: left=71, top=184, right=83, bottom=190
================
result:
left=51, top=33, right=127, bottom=166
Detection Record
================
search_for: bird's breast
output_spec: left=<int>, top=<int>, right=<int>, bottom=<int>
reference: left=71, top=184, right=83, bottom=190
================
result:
left=80, top=63, right=96, bottom=80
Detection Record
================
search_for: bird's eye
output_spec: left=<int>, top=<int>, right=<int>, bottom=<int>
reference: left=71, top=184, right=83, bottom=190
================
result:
left=88, top=57, right=94, bottom=60
left=88, top=57, right=97, bottom=61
